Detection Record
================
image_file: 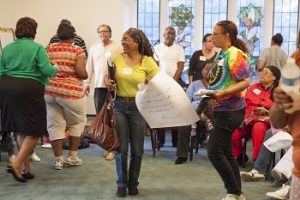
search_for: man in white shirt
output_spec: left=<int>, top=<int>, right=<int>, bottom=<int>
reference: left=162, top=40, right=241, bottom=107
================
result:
left=84, top=24, right=122, bottom=160
left=154, top=26, right=185, bottom=147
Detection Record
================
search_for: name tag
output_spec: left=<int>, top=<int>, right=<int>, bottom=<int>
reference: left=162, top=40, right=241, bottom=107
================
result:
left=218, top=59, right=224, bottom=66
left=253, top=88, right=261, bottom=95
left=123, top=67, right=133, bottom=75
left=199, top=56, right=206, bottom=61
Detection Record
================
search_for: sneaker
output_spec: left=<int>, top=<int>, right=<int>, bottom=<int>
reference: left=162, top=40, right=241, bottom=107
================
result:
left=9, top=154, right=16, bottom=163
left=240, top=170, right=265, bottom=182
left=55, top=159, right=64, bottom=170
left=29, top=152, right=41, bottom=162
left=271, top=169, right=288, bottom=184
left=65, top=155, right=83, bottom=166
left=41, top=143, right=52, bottom=148
left=105, top=152, right=115, bottom=161
left=222, top=193, right=246, bottom=200
left=103, top=150, right=109, bottom=158
left=266, top=184, right=290, bottom=200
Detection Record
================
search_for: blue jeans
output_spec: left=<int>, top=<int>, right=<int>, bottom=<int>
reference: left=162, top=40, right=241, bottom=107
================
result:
left=113, top=99, right=145, bottom=188
left=253, top=129, right=273, bottom=175
left=207, top=109, right=245, bottom=195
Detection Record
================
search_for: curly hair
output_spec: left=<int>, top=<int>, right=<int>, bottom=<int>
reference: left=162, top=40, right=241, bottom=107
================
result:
left=15, top=17, right=38, bottom=39
left=216, top=20, right=248, bottom=53
left=125, top=28, right=154, bottom=57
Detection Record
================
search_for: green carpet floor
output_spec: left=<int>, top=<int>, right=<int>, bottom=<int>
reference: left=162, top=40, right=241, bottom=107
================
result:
left=0, top=136, right=279, bottom=200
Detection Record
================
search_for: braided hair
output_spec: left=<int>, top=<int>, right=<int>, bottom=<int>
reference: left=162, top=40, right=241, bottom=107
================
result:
left=125, top=28, right=154, bottom=57
left=216, top=20, right=248, bottom=53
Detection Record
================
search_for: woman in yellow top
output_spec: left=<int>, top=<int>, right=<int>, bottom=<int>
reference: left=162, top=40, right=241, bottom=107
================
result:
left=106, top=28, right=159, bottom=197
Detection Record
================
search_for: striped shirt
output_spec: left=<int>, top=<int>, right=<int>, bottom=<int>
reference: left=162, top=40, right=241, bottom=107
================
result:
left=46, top=42, right=86, bottom=99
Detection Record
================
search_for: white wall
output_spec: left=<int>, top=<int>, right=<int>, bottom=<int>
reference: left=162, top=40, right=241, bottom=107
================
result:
left=0, top=0, right=127, bottom=115
left=0, top=0, right=125, bottom=47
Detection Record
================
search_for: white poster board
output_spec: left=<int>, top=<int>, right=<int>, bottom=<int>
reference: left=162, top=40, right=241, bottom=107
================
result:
left=136, top=71, right=199, bottom=128
left=273, top=147, right=294, bottom=179
left=263, top=131, right=293, bottom=152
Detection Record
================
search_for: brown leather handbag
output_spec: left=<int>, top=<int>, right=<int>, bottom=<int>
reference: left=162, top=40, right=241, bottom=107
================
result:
left=85, top=93, right=120, bottom=151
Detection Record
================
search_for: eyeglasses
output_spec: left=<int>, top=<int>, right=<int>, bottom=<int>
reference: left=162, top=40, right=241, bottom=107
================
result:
left=260, top=69, right=275, bottom=76
left=98, top=30, right=109, bottom=33
left=212, top=32, right=225, bottom=36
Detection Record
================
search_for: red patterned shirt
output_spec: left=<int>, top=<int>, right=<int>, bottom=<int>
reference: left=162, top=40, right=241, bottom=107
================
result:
left=46, top=43, right=86, bottom=99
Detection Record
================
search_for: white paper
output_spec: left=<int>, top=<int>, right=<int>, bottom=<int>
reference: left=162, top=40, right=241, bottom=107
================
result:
left=0, top=28, right=15, bottom=50
left=193, top=89, right=215, bottom=97
left=264, top=131, right=293, bottom=152
left=136, top=71, right=199, bottom=128
left=273, top=147, right=293, bottom=179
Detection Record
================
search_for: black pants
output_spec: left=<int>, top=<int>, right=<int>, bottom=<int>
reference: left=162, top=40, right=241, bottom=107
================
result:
left=176, top=125, right=190, bottom=157
left=207, top=109, right=245, bottom=195
left=0, top=132, right=14, bottom=153
left=94, top=88, right=108, bottom=114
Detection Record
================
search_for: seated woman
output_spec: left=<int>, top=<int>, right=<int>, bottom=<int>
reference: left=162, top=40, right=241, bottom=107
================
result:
left=232, top=65, right=281, bottom=163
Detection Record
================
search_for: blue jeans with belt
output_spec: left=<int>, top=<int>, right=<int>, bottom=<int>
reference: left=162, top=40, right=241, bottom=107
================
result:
left=113, top=98, right=145, bottom=188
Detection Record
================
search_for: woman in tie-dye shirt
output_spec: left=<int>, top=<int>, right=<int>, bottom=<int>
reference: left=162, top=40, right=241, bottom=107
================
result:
left=206, top=20, right=250, bottom=200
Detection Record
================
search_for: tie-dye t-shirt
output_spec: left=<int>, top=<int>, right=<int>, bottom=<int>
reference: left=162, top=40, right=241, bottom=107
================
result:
left=208, top=46, right=250, bottom=111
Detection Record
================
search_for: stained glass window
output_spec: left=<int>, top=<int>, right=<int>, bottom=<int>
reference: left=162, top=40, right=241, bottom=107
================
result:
left=168, top=0, right=195, bottom=59
left=236, top=0, right=264, bottom=57
left=273, top=0, right=299, bottom=55
left=203, top=0, right=228, bottom=35
left=137, top=0, right=160, bottom=46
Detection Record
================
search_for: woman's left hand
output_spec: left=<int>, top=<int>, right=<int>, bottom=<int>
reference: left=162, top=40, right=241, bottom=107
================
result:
left=254, top=107, right=269, bottom=115
left=144, top=75, right=153, bottom=84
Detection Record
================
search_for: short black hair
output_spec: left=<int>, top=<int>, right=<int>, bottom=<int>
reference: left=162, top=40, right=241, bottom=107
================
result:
left=57, top=23, right=75, bottom=40
left=60, top=19, right=71, bottom=26
left=272, top=33, right=283, bottom=46
left=202, top=33, right=212, bottom=42
left=15, top=17, right=38, bottom=39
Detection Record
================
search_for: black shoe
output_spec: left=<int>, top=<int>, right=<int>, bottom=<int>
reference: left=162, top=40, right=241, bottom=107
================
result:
left=116, top=187, right=126, bottom=197
left=6, top=165, right=27, bottom=183
left=128, top=187, right=139, bottom=195
left=22, top=170, right=35, bottom=180
left=174, top=157, right=187, bottom=165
